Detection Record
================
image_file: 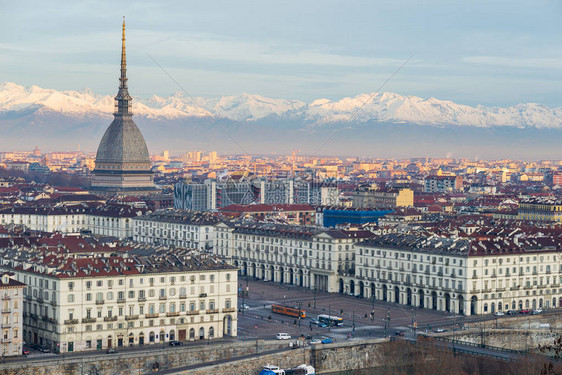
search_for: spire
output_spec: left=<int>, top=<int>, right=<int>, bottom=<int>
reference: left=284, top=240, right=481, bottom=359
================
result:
left=115, top=16, right=132, bottom=116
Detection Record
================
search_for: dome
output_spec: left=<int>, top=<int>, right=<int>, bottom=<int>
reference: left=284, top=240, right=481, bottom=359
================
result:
left=95, top=116, right=150, bottom=165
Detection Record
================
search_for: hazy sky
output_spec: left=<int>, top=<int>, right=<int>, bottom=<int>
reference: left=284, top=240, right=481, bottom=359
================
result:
left=1, top=0, right=561, bottom=107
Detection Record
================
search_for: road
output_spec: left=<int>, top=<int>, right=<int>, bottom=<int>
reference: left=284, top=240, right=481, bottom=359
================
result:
left=236, top=279, right=541, bottom=341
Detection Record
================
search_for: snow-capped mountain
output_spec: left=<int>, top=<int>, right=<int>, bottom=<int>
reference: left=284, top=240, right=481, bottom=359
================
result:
left=1, top=82, right=561, bottom=128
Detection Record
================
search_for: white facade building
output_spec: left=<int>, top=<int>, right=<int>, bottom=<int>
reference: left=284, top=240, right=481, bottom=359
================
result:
left=214, top=222, right=374, bottom=292
left=0, top=272, right=25, bottom=357
left=0, top=248, right=237, bottom=352
left=133, top=209, right=219, bottom=250
left=352, top=233, right=562, bottom=316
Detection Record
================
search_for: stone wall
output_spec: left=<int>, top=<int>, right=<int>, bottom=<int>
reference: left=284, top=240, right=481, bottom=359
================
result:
left=0, top=338, right=389, bottom=375
left=0, top=340, right=286, bottom=375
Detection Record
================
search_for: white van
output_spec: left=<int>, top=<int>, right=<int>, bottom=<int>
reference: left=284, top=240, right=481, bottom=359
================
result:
left=276, top=333, right=291, bottom=340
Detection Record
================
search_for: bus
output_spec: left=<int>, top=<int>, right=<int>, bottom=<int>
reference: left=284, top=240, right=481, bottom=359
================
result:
left=317, top=314, right=343, bottom=327
left=271, top=304, right=306, bottom=318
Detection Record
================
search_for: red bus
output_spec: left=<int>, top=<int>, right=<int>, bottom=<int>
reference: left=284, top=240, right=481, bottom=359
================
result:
left=271, top=304, right=306, bottom=318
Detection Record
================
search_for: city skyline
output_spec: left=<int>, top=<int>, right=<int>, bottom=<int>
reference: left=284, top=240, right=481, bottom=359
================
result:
left=1, top=1, right=561, bottom=108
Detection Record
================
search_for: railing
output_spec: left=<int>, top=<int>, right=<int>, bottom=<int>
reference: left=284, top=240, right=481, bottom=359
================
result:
left=95, top=300, right=105, bottom=305
left=117, top=298, right=126, bottom=303
left=1, top=338, right=11, bottom=343
left=145, top=313, right=159, bottom=319
left=1, top=295, right=10, bottom=300
left=179, top=295, right=187, bottom=299
left=206, top=309, right=219, bottom=314
left=64, top=319, right=79, bottom=325
left=1, top=309, right=11, bottom=314
left=125, top=315, right=139, bottom=321
left=159, top=296, right=167, bottom=300
left=0, top=323, right=12, bottom=328
left=222, top=307, right=236, bottom=313
left=186, top=310, right=199, bottom=315
left=166, top=312, right=180, bottom=317
left=138, top=297, right=146, bottom=302
left=82, top=317, right=96, bottom=323
left=103, top=316, right=118, bottom=322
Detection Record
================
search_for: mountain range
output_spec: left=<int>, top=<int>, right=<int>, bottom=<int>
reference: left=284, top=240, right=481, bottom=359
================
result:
left=1, top=82, right=561, bottom=159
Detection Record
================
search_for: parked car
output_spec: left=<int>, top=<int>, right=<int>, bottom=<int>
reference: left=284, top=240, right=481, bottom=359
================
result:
left=276, top=333, right=291, bottom=340
left=507, top=310, right=517, bottom=315
left=394, top=331, right=405, bottom=336
left=38, top=346, right=50, bottom=353
left=169, top=340, right=184, bottom=346
left=106, top=348, right=117, bottom=354
left=309, top=339, right=322, bottom=345
left=22, top=348, right=30, bottom=356
left=532, top=309, right=543, bottom=315
left=433, top=328, right=446, bottom=333
left=519, top=309, right=530, bottom=314
left=321, top=338, right=333, bottom=344
left=241, top=304, right=250, bottom=310
left=318, top=322, right=328, bottom=328
left=30, top=343, right=40, bottom=350
left=494, top=311, right=505, bottom=316
left=309, top=318, right=319, bottom=325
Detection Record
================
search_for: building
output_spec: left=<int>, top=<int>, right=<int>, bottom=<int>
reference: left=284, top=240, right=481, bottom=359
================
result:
left=424, top=175, right=463, bottom=193
left=0, top=245, right=237, bottom=353
left=319, top=207, right=394, bottom=228
left=0, top=204, right=146, bottom=239
left=219, top=204, right=315, bottom=225
left=0, top=206, right=88, bottom=233
left=133, top=209, right=220, bottom=250
left=90, top=20, right=156, bottom=195
left=174, top=179, right=338, bottom=211
left=87, top=204, right=147, bottom=239
left=0, top=272, right=25, bottom=357
left=518, top=196, right=562, bottom=223
left=352, top=186, right=413, bottom=208
left=214, top=221, right=374, bottom=292
left=351, top=233, right=562, bottom=316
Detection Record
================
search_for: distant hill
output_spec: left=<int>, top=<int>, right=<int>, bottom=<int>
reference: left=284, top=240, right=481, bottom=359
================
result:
left=1, top=82, right=561, bottom=159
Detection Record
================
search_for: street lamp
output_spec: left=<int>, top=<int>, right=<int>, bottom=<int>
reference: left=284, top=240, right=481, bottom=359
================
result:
left=313, top=286, right=317, bottom=309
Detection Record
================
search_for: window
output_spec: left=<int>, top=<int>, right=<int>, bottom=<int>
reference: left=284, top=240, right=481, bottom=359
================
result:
left=86, top=281, right=92, bottom=290
left=67, top=294, right=74, bottom=303
left=68, top=282, right=74, bottom=291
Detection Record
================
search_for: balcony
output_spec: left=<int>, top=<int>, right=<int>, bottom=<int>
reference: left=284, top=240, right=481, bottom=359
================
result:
left=186, top=310, right=200, bottom=315
left=1, top=323, right=12, bottom=329
left=95, top=300, right=105, bottom=305
left=1, top=295, right=10, bottom=300
left=179, top=295, right=187, bottom=299
left=37, top=297, right=44, bottom=303
left=206, top=309, right=219, bottom=314
left=64, top=319, right=79, bottom=325
left=104, top=316, right=118, bottom=322
left=1, top=338, right=11, bottom=343
left=82, top=317, right=96, bottom=323
left=222, top=307, right=236, bottom=313
left=125, top=315, right=139, bottom=321
left=1, top=309, right=10, bottom=314
left=159, top=296, right=167, bottom=301
left=117, top=298, right=126, bottom=304
left=145, top=313, right=159, bottom=319
left=199, top=293, right=208, bottom=298
left=137, top=297, right=146, bottom=302
left=166, top=312, right=180, bottom=317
